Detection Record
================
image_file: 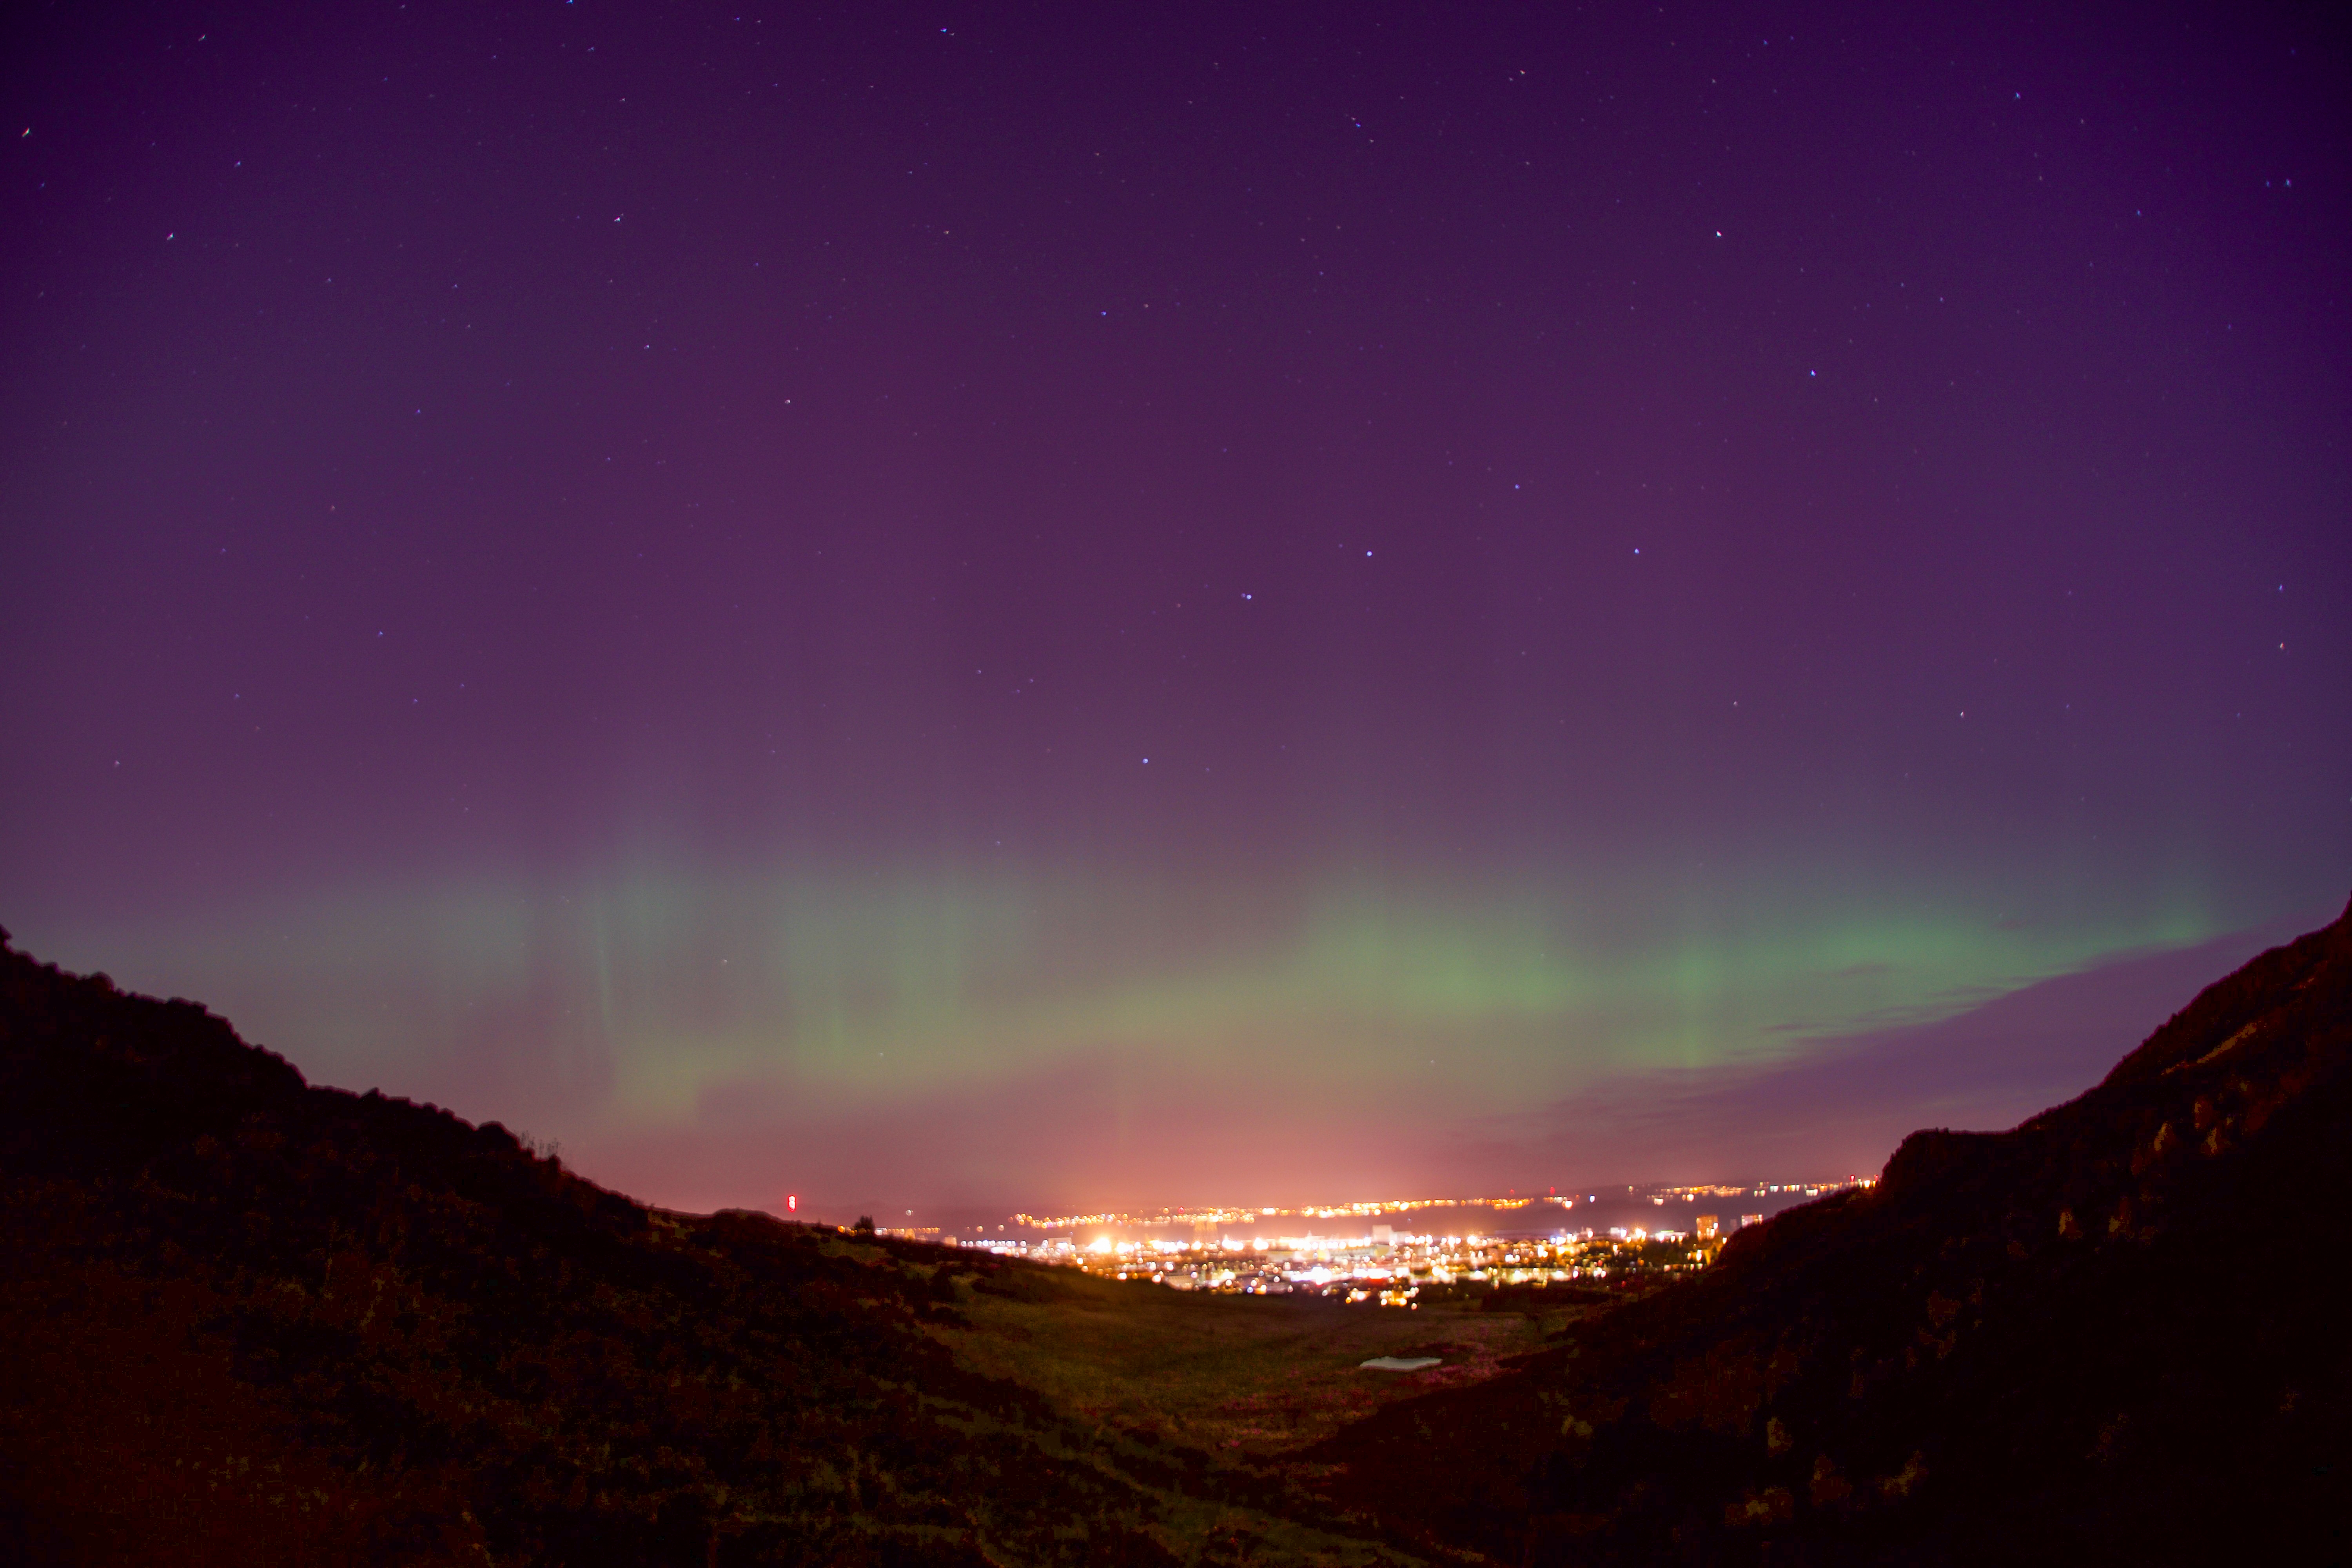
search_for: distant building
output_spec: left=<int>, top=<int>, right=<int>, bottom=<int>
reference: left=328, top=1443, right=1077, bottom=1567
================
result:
left=1371, top=1224, right=1394, bottom=1245
left=1696, top=1215, right=1720, bottom=1239
left=1740, top=1213, right=1764, bottom=1229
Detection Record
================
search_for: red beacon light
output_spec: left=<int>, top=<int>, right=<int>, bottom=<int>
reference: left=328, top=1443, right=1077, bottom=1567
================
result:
left=786, top=1194, right=798, bottom=1212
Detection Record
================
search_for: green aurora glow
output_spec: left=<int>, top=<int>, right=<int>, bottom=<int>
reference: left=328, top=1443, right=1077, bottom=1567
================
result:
left=39, top=851, right=2229, bottom=1203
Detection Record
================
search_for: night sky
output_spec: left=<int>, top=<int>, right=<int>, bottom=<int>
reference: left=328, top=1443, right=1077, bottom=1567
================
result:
left=5, top=3, right=2346, bottom=1217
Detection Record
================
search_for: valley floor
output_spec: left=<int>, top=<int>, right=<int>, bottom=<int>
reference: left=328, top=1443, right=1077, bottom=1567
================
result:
left=940, top=1264, right=1599, bottom=1460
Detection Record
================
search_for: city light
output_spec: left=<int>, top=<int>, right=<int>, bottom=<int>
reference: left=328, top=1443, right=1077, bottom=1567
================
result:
left=891, top=1178, right=1879, bottom=1300
left=1002, top=1178, right=1871, bottom=1238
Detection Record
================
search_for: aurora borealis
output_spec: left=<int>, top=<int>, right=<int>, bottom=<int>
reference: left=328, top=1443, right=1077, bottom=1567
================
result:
left=3, top=4, right=2346, bottom=1216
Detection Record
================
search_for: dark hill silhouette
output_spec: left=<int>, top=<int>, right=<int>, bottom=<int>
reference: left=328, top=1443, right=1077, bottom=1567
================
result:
left=7, top=904, right=2347, bottom=1566
left=1308, top=899, right=2352, bottom=1563
left=0, top=929, right=1337, bottom=1566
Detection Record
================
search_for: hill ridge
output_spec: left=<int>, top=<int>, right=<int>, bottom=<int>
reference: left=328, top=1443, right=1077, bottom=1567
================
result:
left=1308, top=897, right=2352, bottom=1563
left=6, top=904, right=2347, bottom=1564
left=0, top=927, right=1383, bottom=1566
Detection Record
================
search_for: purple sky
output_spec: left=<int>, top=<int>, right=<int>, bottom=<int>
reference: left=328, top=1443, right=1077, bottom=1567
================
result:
left=4, top=3, right=2346, bottom=1216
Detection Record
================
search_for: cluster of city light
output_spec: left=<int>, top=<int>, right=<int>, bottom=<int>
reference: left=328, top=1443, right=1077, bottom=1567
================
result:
left=918, top=1177, right=1892, bottom=1301
left=1005, top=1178, right=1874, bottom=1237
left=1012, top=1194, right=1567, bottom=1232
left=935, top=1223, right=1757, bottom=1304
left=1647, top=1178, right=1876, bottom=1203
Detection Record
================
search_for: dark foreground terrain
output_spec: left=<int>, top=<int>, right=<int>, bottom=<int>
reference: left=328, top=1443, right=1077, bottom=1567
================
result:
left=3, top=902, right=2347, bottom=1564
left=1314, top=901, right=2352, bottom=1564
left=0, top=927, right=1413, bottom=1566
